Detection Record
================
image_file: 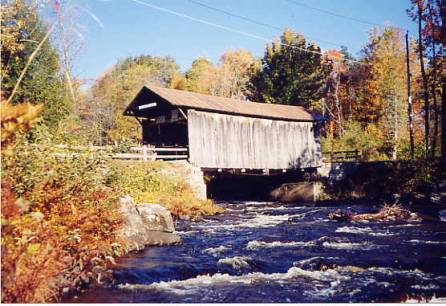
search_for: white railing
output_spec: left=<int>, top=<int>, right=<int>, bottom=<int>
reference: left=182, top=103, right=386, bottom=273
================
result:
left=128, top=146, right=188, bottom=161
left=48, top=144, right=189, bottom=161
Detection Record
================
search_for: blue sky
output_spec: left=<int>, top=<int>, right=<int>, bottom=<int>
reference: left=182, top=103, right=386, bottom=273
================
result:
left=72, top=0, right=418, bottom=83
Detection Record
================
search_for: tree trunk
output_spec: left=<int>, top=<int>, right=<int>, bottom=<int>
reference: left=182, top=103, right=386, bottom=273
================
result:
left=405, top=31, right=415, bottom=158
left=417, top=3, right=430, bottom=158
left=431, top=83, right=439, bottom=158
left=393, top=96, right=398, bottom=160
left=441, top=0, right=446, bottom=171
left=429, top=3, right=440, bottom=158
left=442, top=77, right=446, bottom=170
left=334, top=74, right=343, bottom=135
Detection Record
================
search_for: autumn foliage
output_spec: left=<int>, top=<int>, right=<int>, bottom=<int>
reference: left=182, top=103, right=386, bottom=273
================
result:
left=1, top=102, right=123, bottom=303
left=1, top=100, right=42, bottom=151
left=107, top=160, right=223, bottom=219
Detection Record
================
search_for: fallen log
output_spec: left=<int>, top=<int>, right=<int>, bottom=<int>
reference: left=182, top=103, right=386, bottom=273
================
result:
left=329, top=204, right=417, bottom=222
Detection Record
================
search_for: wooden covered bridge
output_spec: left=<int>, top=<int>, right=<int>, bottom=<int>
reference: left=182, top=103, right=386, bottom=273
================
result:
left=124, top=85, right=322, bottom=172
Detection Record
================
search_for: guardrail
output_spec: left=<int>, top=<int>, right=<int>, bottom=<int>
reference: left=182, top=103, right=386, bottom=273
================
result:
left=322, top=149, right=360, bottom=162
left=49, top=145, right=189, bottom=161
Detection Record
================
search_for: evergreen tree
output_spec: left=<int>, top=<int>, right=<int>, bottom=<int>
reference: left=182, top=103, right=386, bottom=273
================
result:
left=249, top=29, right=326, bottom=108
left=1, top=0, right=70, bottom=128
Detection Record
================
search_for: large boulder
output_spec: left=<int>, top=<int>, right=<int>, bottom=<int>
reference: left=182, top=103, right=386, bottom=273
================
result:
left=270, top=182, right=323, bottom=203
left=118, top=196, right=181, bottom=252
left=137, top=204, right=175, bottom=233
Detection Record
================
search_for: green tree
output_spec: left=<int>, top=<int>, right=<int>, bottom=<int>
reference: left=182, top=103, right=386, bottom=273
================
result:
left=249, top=29, right=326, bottom=108
left=1, top=0, right=70, bottom=128
left=185, top=57, right=216, bottom=94
left=82, top=55, right=180, bottom=144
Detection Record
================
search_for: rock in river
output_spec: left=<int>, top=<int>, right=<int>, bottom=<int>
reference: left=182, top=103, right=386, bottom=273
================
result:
left=118, top=196, right=181, bottom=252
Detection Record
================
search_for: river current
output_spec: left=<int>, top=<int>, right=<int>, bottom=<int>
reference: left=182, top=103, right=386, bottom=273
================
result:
left=70, top=201, right=446, bottom=303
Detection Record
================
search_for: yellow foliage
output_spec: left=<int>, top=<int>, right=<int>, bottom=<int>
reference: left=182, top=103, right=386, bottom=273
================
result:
left=0, top=62, right=128, bottom=303
left=107, top=160, right=223, bottom=218
left=1, top=100, right=42, bottom=150
left=0, top=1, right=29, bottom=77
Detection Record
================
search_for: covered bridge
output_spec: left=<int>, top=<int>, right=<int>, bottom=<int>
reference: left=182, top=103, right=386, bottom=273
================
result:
left=124, top=85, right=321, bottom=170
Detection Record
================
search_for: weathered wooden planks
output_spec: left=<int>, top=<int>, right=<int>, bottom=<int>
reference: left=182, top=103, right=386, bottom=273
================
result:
left=188, top=110, right=321, bottom=169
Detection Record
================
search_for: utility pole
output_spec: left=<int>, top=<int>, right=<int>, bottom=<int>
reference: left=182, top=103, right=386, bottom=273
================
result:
left=405, top=31, right=415, bottom=159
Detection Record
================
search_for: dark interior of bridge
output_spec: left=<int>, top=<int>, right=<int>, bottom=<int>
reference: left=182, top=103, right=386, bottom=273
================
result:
left=142, top=120, right=188, bottom=147
left=206, top=171, right=311, bottom=201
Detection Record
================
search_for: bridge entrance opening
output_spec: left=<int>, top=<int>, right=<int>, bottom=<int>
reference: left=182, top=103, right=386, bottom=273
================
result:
left=205, top=170, right=316, bottom=201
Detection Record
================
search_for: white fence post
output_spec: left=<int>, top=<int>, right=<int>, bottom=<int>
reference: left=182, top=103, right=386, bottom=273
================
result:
left=152, top=150, right=157, bottom=161
left=142, top=144, right=148, bottom=161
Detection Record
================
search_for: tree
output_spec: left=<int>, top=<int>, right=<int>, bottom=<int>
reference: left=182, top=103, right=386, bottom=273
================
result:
left=249, top=29, right=326, bottom=108
left=1, top=0, right=70, bottom=128
left=184, top=50, right=260, bottom=99
left=408, top=0, right=443, bottom=158
left=361, top=28, right=408, bottom=159
left=424, top=0, right=442, bottom=157
left=209, top=49, right=260, bottom=99
left=441, top=0, right=446, bottom=169
left=185, top=57, right=217, bottom=94
left=169, top=72, right=187, bottom=90
left=322, top=28, right=422, bottom=161
left=51, top=0, right=85, bottom=108
left=82, top=55, right=181, bottom=144
left=322, top=49, right=348, bottom=136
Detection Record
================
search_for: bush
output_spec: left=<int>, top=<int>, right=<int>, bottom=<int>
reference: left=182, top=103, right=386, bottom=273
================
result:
left=1, top=103, right=123, bottom=302
left=322, top=121, right=388, bottom=161
left=1, top=102, right=221, bottom=302
left=325, top=159, right=441, bottom=201
left=106, top=160, right=223, bottom=218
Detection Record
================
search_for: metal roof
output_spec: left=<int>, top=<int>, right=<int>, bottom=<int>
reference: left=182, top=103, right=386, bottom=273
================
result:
left=127, top=85, right=315, bottom=122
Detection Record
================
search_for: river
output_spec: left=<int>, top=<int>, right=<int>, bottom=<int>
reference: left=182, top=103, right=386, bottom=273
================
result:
left=68, top=201, right=446, bottom=303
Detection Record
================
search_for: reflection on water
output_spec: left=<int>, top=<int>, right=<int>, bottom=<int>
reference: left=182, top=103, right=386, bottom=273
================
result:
left=67, top=201, right=446, bottom=303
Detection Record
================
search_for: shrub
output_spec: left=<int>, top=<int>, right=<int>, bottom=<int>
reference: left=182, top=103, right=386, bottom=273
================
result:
left=106, top=160, right=223, bottom=218
left=322, top=121, right=388, bottom=161
left=1, top=102, right=123, bottom=302
left=325, top=159, right=441, bottom=201
left=2, top=139, right=123, bottom=303
left=1, top=100, right=42, bottom=152
left=1, top=102, right=221, bottom=302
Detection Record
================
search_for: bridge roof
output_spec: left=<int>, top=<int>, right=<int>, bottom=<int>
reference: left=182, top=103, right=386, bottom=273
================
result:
left=125, top=85, right=315, bottom=122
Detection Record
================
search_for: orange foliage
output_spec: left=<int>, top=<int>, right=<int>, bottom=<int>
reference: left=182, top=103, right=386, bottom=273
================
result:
left=1, top=101, right=123, bottom=303
left=1, top=150, right=123, bottom=302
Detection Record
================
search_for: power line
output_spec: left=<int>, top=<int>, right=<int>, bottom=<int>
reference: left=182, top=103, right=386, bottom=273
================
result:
left=188, top=0, right=360, bottom=51
left=129, top=0, right=366, bottom=65
left=189, top=0, right=282, bottom=32
left=285, top=0, right=407, bottom=31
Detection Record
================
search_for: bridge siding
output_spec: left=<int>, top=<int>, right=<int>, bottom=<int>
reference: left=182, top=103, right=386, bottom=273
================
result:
left=188, top=110, right=321, bottom=169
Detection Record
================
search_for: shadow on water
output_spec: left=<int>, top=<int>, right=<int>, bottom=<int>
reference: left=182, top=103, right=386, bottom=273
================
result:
left=64, top=200, right=446, bottom=303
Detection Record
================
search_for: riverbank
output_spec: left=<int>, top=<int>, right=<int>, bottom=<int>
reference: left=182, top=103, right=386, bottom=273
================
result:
left=1, top=137, right=222, bottom=303
left=107, top=160, right=223, bottom=219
